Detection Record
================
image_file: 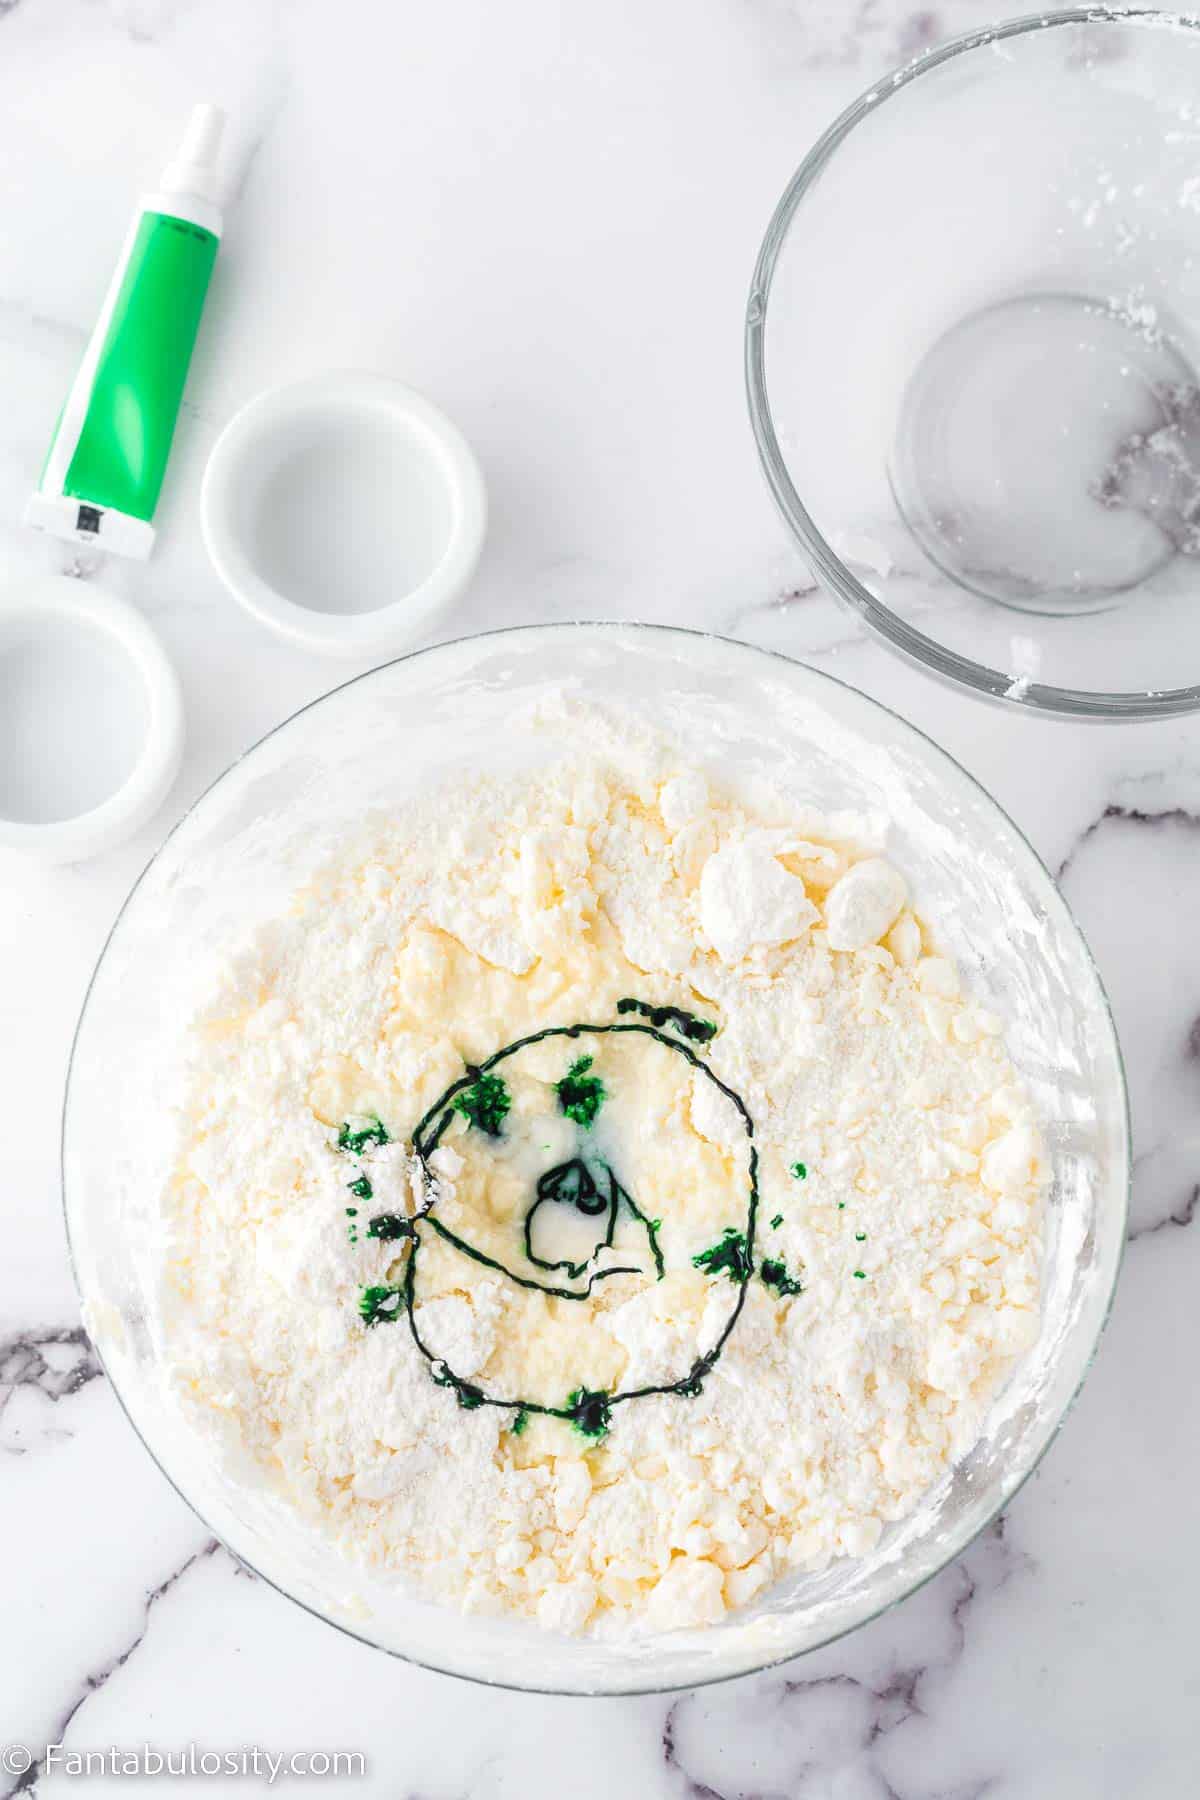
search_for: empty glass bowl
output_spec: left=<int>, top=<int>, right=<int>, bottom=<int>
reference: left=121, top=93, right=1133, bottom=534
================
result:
left=63, top=625, right=1128, bottom=1692
left=747, top=8, right=1200, bottom=716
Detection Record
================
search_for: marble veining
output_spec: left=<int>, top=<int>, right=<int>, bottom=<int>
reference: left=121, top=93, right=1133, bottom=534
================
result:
left=1055, top=801, right=1200, bottom=885
left=0, top=1329, right=101, bottom=1455
left=8, top=1543, right=224, bottom=1800
left=0, top=1, right=1196, bottom=1795
left=1125, top=1176, right=1197, bottom=1244
left=660, top=1516, right=1037, bottom=1800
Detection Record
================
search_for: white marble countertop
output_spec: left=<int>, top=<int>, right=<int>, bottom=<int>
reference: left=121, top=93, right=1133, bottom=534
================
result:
left=1, top=2, right=1197, bottom=1795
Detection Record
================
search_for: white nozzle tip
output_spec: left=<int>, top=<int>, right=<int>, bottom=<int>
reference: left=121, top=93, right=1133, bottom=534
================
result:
left=179, top=102, right=226, bottom=168
left=158, top=102, right=228, bottom=212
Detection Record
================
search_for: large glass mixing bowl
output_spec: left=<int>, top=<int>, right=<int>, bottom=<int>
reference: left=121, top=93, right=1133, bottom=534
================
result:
left=63, top=625, right=1128, bottom=1692
left=747, top=8, right=1200, bottom=717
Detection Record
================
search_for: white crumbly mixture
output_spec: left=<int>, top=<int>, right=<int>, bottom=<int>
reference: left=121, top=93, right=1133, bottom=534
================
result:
left=161, top=723, right=1044, bottom=1639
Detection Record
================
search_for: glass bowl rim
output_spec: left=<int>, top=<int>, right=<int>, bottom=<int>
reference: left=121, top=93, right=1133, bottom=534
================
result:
left=745, top=5, right=1200, bottom=721
left=61, top=620, right=1131, bottom=1693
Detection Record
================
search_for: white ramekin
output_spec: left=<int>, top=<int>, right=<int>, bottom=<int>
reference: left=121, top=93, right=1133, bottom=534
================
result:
left=200, top=373, right=488, bottom=657
left=0, top=575, right=184, bottom=864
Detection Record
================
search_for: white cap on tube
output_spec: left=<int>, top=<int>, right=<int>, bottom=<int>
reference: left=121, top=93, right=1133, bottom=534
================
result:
left=158, top=102, right=226, bottom=210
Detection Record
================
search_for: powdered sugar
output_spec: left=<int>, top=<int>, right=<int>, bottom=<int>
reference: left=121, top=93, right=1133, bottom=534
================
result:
left=157, top=709, right=1045, bottom=1638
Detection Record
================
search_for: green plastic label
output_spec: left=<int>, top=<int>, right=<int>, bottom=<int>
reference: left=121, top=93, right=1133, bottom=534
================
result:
left=62, top=211, right=218, bottom=521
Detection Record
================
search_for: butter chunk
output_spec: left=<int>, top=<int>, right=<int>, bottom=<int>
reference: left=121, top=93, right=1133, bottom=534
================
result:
left=699, top=833, right=819, bottom=964
left=644, top=1555, right=727, bottom=1631
left=824, top=858, right=907, bottom=952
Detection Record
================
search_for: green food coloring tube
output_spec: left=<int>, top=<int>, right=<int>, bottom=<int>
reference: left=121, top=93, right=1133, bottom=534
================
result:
left=26, top=105, right=226, bottom=559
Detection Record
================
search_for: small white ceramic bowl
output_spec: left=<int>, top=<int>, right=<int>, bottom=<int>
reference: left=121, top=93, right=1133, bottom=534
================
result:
left=201, top=373, right=487, bottom=657
left=0, top=575, right=183, bottom=864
